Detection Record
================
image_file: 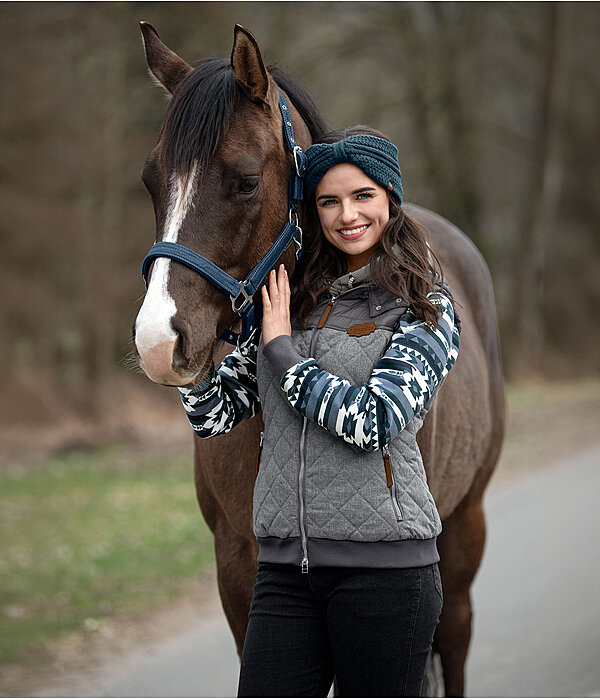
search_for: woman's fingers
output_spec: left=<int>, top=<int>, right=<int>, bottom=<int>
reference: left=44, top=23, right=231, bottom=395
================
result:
left=261, top=265, right=290, bottom=345
left=269, top=268, right=279, bottom=303
left=263, top=265, right=289, bottom=314
left=277, top=264, right=287, bottom=295
left=261, top=283, right=271, bottom=309
left=283, top=267, right=290, bottom=298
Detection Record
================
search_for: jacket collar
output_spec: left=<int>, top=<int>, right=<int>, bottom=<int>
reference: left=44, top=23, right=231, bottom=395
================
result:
left=327, top=243, right=404, bottom=297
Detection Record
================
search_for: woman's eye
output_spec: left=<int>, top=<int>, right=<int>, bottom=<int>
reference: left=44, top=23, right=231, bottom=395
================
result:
left=238, top=177, right=259, bottom=195
left=320, top=199, right=338, bottom=206
left=356, top=192, right=373, bottom=200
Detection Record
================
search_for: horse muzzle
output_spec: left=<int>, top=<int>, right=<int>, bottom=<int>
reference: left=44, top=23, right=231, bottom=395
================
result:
left=135, top=337, right=198, bottom=387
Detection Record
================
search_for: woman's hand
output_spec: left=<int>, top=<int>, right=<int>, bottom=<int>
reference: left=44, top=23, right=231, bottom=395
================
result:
left=261, top=264, right=291, bottom=346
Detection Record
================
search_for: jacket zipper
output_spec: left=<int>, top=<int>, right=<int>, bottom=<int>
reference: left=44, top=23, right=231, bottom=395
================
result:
left=299, top=419, right=309, bottom=573
left=255, top=431, right=264, bottom=478
left=298, top=293, right=338, bottom=573
left=383, top=445, right=403, bottom=522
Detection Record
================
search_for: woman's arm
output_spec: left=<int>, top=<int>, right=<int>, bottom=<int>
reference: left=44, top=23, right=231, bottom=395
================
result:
left=178, top=335, right=260, bottom=438
left=264, top=290, right=460, bottom=452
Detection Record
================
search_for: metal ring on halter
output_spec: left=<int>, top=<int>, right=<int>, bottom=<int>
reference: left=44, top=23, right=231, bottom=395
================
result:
left=293, top=145, right=305, bottom=177
left=288, top=209, right=299, bottom=226
left=231, top=281, right=252, bottom=314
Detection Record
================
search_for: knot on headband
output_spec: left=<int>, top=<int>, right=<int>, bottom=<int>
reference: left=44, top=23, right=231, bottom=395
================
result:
left=304, top=134, right=403, bottom=204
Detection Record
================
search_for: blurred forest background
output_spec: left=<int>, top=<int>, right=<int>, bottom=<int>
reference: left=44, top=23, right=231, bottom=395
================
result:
left=1, top=1, right=599, bottom=445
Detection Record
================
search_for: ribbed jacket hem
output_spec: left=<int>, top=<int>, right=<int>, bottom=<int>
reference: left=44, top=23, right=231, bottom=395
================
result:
left=257, top=536, right=439, bottom=569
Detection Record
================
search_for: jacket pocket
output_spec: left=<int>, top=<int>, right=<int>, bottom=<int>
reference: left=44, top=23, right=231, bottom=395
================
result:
left=383, top=446, right=403, bottom=522
left=255, top=431, right=264, bottom=478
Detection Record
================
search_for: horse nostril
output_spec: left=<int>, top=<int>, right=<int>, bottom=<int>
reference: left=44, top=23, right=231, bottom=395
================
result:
left=171, top=331, right=188, bottom=371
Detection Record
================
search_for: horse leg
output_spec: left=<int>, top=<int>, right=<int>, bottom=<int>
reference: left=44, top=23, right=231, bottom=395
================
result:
left=435, top=494, right=486, bottom=697
left=213, top=518, right=258, bottom=656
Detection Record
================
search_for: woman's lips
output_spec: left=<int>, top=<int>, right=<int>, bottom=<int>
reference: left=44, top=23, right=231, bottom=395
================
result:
left=337, top=224, right=370, bottom=240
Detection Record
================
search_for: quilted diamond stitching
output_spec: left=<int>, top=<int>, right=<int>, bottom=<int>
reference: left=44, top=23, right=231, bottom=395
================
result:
left=254, top=306, right=442, bottom=543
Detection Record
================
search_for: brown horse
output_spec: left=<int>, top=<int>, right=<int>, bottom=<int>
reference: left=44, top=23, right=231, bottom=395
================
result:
left=133, top=22, right=505, bottom=697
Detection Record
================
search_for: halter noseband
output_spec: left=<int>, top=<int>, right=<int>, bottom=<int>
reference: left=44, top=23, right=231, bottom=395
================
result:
left=141, top=88, right=307, bottom=348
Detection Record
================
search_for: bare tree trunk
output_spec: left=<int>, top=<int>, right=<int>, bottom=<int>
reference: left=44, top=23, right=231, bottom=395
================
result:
left=77, top=8, right=129, bottom=418
left=429, top=2, right=481, bottom=240
left=512, top=3, right=563, bottom=376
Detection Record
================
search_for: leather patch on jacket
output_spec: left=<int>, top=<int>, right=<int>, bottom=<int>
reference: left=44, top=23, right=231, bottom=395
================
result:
left=346, top=321, right=377, bottom=337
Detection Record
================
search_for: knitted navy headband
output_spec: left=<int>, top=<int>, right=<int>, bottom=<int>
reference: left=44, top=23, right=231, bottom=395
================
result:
left=304, top=134, right=403, bottom=204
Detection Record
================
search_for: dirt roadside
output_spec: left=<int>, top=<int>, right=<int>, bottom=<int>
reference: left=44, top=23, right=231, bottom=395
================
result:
left=2, top=380, right=600, bottom=697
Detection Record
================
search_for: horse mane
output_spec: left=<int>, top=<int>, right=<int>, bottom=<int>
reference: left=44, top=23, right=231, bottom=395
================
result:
left=160, top=58, right=329, bottom=177
left=267, top=63, right=330, bottom=143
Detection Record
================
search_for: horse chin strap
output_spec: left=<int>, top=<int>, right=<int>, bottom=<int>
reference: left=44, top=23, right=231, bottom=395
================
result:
left=141, top=88, right=307, bottom=349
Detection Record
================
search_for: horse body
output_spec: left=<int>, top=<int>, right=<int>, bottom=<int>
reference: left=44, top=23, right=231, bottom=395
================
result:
left=133, top=23, right=505, bottom=697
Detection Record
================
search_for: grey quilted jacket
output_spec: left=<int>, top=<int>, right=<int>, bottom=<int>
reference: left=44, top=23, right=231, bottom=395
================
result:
left=179, top=272, right=460, bottom=571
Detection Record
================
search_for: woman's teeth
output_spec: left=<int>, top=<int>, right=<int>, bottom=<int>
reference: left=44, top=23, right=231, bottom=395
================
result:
left=339, top=225, right=368, bottom=237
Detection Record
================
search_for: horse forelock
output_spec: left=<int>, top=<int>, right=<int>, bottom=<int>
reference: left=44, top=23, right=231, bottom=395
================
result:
left=160, top=58, right=240, bottom=180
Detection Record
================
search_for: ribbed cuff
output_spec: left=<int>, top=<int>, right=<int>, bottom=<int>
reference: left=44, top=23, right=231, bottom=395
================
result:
left=262, top=335, right=306, bottom=383
left=179, top=363, right=216, bottom=395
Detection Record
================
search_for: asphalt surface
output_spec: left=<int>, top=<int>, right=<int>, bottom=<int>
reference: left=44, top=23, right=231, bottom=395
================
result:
left=39, top=444, right=600, bottom=698
left=466, top=444, right=600, bottom=697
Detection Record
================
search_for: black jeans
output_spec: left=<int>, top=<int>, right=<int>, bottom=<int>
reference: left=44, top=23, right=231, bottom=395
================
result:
left=238, top=562, right=443, bottom=698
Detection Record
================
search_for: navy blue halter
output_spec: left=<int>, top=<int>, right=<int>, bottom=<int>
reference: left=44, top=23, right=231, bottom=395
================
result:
left=141, top=88, right=307, bottom=347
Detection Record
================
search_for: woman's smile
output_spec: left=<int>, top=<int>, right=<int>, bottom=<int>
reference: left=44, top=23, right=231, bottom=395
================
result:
left=337, top=223, right=371, bottom=239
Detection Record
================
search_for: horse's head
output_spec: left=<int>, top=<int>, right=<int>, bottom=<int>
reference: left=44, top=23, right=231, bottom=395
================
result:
left=133, top=23, right=319, bottom=386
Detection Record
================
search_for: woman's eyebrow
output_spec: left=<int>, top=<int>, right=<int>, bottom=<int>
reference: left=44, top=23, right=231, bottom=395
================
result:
left=351, top=187, right=376, bottom=194
left=316, top=187, right=376, bottom=201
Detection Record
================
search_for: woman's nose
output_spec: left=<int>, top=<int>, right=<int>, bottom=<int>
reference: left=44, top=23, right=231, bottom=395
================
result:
left=339, top=201, right=358, bottom=225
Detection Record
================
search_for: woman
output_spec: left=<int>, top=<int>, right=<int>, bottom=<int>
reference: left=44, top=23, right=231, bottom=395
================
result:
left=179, top=126, right=460, bottom=697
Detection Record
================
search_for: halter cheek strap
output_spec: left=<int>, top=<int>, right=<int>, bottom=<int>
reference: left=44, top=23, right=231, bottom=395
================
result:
left=141, top=88, right=307, bottom=347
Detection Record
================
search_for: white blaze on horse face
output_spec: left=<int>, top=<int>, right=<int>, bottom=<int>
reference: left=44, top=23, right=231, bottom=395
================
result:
left=135, top=166, right=197, bottom=356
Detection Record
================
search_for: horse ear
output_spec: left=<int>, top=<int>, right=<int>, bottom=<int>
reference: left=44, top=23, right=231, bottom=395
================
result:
left=140, top=21, right=193, bottom=95
left=231, top=24, right=271, bottom=103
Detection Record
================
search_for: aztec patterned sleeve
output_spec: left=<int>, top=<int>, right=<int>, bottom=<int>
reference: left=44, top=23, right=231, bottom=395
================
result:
left=264, top=290, right=460, bottom=452
left=177, top=336, right=260, bottom=438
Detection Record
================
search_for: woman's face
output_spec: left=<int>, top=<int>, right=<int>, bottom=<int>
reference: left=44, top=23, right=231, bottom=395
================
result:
left=315, top=162, right=390, bottom=272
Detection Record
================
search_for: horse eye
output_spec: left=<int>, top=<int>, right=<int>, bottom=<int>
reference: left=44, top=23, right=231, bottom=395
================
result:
left=238, top=177, right=259, bottom=195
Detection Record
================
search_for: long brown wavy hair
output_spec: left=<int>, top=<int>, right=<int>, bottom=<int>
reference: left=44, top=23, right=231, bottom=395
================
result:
left=291, top=126, right=445, bottom=329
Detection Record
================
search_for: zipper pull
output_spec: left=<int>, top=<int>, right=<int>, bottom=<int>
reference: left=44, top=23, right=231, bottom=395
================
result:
left=301, top=557, right=309, bottom=574
left=383, top=447, right=393, bottom=489
left=316, top=294, right=338, bottom=329
left=255, top=432, right=264, bottom=478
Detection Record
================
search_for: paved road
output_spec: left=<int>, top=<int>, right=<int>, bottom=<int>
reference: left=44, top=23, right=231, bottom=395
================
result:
left=466, top=444, right=600, bottom=697
left=40, top=445, right=600, bottom=697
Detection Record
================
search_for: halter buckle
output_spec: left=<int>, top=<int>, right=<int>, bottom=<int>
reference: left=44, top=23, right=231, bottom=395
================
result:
left=293, top=145, right=305, bottom=177
left=231, top=281, right=252, bottom=314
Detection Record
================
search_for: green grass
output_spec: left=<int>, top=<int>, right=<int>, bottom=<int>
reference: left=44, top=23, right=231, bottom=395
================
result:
left=0, top=447, right=215, bottom=667
left=505, top=376, right=600, bottom=410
